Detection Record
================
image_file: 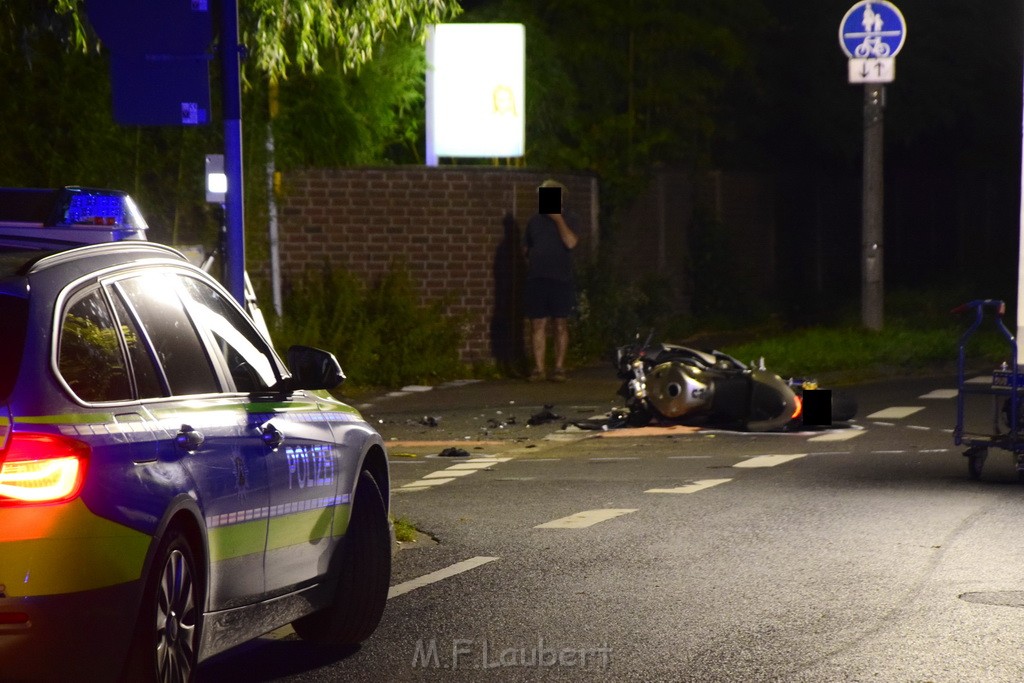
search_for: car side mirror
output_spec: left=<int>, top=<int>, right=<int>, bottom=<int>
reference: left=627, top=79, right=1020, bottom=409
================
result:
left=286, top=345, right=345, bottom=390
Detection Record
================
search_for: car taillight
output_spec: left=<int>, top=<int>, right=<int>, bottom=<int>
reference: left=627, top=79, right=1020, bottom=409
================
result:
left=0, top=433, right=89, bottom=505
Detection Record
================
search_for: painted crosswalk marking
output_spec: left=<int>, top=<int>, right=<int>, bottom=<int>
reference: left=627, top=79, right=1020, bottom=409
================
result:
left=534, top=508, right=638, bottom=529
left=734, top=454, right=807, bottom=468
left=646, top=478, right=732, bottom=494
left=400, top=478, right=456, bottom=489
left=809, top=430, right=865, bottom=442
left=919, top=389, right=958, bottom=399
left=400, top=457, right=511, bottom=491
left=422, top=469, right=476, bottom=478
left=867, top=406, right=924, bottom=420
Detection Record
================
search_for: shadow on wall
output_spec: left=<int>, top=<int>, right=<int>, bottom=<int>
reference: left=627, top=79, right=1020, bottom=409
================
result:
left=490, top=211, right=527, bottom=374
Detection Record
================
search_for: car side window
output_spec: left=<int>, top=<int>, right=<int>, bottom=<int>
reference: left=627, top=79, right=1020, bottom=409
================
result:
left=117, top=273, right=221, bottom=396
left=58, top=287, right=132, bottom=402
left=108, top=288, right=166, bottom=399
left=178, top=276, right=279, bottom=393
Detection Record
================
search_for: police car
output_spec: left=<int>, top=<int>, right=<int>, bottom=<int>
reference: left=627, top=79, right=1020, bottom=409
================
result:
left=0, top=187, right=392, bottom=681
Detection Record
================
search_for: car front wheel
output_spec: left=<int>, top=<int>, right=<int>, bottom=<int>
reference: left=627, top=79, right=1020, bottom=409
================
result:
left=292, top=468, right=392, bottom=645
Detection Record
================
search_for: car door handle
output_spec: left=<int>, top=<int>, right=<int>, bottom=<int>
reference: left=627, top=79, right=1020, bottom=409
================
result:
left=175, top=424, right=204, bottom=452
left=260, top=423, right=285, bottom=450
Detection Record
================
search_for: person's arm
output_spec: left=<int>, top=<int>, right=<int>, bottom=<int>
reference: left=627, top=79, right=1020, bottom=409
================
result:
left=550, top=214, right=579, bottom=250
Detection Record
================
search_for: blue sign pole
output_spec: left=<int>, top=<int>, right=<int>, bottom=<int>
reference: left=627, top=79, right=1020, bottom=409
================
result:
left=220, top=0, right=246, bottom=306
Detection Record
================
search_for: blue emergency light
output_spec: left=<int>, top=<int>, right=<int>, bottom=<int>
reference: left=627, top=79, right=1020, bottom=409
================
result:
left=0, top=186, right=148, bottom=244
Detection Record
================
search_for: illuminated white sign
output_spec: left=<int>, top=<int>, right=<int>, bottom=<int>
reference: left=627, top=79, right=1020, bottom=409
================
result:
left=426, top=23, right=525, bottom=164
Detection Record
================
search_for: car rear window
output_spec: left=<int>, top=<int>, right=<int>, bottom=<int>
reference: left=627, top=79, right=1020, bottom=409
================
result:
left=0, top=294, right=28, bottom=401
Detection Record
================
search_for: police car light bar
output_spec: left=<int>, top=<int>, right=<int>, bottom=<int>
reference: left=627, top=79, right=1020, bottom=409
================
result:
left=0, top=186, right=149, bottom=244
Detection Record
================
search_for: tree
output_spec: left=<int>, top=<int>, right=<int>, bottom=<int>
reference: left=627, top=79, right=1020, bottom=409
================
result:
left=0, top=1, right=460, bottom=249
left=49, top=0, right=461, bottom=81
left=460, top=0, right=769, bottom=207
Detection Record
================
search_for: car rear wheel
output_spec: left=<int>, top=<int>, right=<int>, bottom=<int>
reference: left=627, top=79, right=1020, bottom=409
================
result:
left=292, top=468, right=392, bottom=645
left=124, top=527, right=202, bottom=683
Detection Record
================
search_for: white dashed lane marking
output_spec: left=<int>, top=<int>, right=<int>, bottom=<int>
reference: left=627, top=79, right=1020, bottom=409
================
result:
left=809, top=430, right=865, bottom=442
left=646, top=478, right=732, bottom=494
left=388, top=556, right=499, bottom=600
left=534, top=509, right=638, bottom=529
left=422, top=470, right=476, bottom=479
left=734, top=454, right=807, bottom=468
left=867, top=406, right=924, bottom=420
left=920, top=389, right=959, bottom=399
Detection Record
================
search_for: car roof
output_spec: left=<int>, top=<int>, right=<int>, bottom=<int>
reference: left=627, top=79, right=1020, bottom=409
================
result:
left=0, top=242, right=187, bottom=279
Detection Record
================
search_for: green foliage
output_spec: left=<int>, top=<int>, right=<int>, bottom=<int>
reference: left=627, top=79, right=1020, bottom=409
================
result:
left=273, top=35, right=428, bottom=168
left=0, top=30, right=222, bottom=246
left=48, top=0, right=461, bottom=81
left=724, top=313, right=1009, bottom=384
left=270, top=264, right=466, bottom=389
left=459, top=0, right=769, bottom=210
left=570, top=258, right=688, bottom=364
left=390, top=515, right=418, bottom=544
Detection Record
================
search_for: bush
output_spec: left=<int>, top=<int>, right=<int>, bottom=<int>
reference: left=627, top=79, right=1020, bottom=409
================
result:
left=269, top=264, right=466, bottom=389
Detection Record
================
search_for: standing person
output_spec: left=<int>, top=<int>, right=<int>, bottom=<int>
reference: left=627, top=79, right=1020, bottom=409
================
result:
left=523, top=179, right=579, bottom=382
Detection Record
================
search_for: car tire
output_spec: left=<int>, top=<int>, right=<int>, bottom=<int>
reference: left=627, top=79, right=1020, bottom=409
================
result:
left=292, top=468, right=392, bottom=646
left=123, top=527, right=202, bottom=683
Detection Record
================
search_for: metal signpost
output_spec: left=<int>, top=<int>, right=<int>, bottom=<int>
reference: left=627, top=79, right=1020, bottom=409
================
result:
left=839, top=1, right=906, bottom=331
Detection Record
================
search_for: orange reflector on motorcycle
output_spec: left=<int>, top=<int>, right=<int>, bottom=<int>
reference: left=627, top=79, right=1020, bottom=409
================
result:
left=791, top=395, right=803, bottom=420
left=0, top=433, right=89, bottom=504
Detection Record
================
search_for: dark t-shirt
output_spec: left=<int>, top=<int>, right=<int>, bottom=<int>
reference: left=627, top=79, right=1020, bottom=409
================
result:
left=523, top=212, right=579, bottom=282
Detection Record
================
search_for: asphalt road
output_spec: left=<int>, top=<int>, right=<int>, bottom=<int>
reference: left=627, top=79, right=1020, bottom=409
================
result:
left=198, top=372, right=1024, bottom=682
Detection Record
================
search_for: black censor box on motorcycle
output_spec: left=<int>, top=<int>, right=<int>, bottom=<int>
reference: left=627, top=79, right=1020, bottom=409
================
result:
left=802, top=389, right=832, bottom=427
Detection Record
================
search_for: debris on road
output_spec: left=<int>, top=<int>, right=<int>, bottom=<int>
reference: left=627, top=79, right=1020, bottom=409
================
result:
left=527, top=404, right=563, bottom=426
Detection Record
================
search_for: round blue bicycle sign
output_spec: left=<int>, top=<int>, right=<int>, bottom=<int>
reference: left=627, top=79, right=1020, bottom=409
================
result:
left=839, top=1, right=906, bottom=59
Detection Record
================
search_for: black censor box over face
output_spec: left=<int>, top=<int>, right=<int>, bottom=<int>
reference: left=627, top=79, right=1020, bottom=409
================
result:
left=539, top=186, right=561, bottom=214
left=802, top=389, right=832, bottom=427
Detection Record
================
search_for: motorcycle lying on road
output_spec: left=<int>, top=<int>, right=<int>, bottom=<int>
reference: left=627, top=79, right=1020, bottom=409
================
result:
left=614, top=334, right=857, bottom=431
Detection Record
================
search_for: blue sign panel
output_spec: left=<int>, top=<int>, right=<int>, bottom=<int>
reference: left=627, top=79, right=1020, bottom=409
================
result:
left=839, top=1, right=906, bottom=59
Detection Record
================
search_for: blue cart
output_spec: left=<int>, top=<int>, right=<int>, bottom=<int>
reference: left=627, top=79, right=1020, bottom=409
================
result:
left=953, top=299, right=1024, bottom=480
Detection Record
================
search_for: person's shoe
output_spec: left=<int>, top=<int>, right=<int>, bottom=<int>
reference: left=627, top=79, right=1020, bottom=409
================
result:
left=551, top=368, right=567, bottom=383
left=528, top=369, right=545, bottom=383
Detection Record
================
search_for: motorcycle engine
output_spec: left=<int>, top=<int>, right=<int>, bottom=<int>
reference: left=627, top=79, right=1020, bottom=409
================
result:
left=647, top=362, right=711, bottom=418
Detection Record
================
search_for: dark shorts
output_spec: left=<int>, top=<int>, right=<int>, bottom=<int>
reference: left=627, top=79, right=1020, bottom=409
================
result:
left=524, top=278, right=576, bottom=319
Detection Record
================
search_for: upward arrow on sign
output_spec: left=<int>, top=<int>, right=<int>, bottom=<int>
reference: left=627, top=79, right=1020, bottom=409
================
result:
left=849, top=57, right=894, bottom=83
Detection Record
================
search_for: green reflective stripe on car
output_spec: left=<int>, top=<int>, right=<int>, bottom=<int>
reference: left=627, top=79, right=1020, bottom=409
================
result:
left=16, top=413, right=115, bottom=425
left=266, top=507, right=335, bottom=551
left=0, top=499, right=150, bottom=597
left=332, top=501, right=352, bottom=538
left=206, top=519, right=267, bottom=563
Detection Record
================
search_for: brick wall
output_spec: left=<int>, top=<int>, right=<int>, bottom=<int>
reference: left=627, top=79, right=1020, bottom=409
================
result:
left=275, top=167, right=599, bottom=363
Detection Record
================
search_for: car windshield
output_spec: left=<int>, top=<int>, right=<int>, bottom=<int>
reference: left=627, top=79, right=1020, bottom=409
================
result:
left=0, top=294, right=28, bottom=402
